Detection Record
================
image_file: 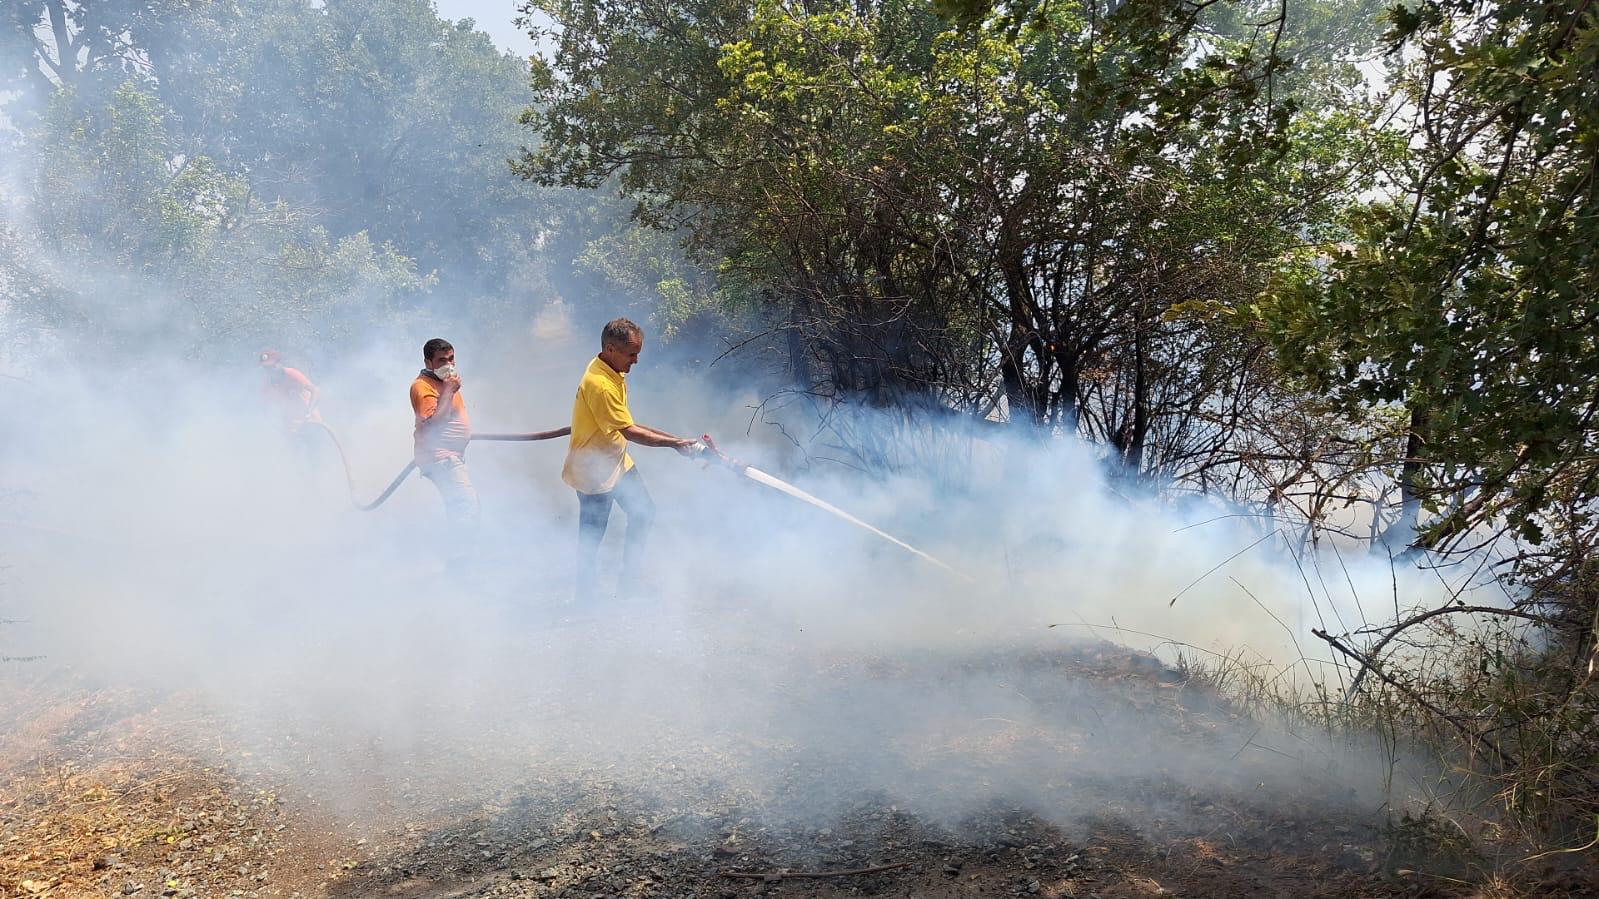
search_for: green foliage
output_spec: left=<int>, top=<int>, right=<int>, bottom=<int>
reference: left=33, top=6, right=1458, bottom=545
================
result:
left=10, top=80, right=427, bottom=356
left=575, top=225, right=732, bottom=342
left=1263, top=0, right=1599, bottom=549
left=521, top=0, right=1385, bottom=479
left=2, top=0, right=558, bottom=357
left=0, top=1, right=197, bottom=106
left=147, top=0, right=546, bottom=291
left=31, top=84, right=241, bottom=266
left=1256, top=2, right=1599, bottom=852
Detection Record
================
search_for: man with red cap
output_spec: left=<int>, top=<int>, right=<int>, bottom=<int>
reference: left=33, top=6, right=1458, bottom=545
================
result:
left=259, top=349, right=322, bottom=434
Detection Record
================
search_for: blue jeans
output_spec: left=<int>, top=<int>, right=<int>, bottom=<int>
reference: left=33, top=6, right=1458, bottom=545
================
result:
left=575, top=467, right=655, bottom=600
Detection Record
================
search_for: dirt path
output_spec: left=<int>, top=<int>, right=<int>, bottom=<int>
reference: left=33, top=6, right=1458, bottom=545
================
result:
left=2, top=642, right=1520, bottom=899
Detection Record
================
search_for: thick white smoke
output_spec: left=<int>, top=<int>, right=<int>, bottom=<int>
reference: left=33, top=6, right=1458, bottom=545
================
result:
left=0, top=3, right=1499, bottom=843
left=0, top=307, right=1491, bottom=835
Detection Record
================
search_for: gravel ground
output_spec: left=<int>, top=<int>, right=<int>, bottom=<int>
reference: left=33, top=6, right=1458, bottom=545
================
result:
left=5, top=640, right=1538, bottom=899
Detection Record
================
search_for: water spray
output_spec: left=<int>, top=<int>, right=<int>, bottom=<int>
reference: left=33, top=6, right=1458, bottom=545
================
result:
left=694, top=435, right=972, bottom=582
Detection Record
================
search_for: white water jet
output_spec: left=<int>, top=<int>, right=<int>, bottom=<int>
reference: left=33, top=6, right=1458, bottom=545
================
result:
left=738, top=464, right=972, bottom=581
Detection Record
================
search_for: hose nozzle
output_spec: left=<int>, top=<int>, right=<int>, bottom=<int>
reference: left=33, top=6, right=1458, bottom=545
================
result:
left=698, top=434, right=748, bottom=473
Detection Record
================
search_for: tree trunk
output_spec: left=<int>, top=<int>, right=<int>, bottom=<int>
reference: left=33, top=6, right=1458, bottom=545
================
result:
left=45, top=0, right=77, bottom=86
left=999, top=323, right=1037, bottom=424
left=1056, top=347, right=1080, bottom=434
left=787, top=295, right=812, bottom=391
left=1388, top=406, right=1427, bottom=550
left=996, top=215, right=1042, bottom=427
left=1127, top=308, right=1150, bottom=474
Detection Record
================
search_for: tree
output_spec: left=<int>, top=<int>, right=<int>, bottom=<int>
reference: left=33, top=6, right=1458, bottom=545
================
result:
left=11, top=80, right=426, bottom=358
left=5, top=0, right=551, bottom=298
left=148, top=0, right=549, bottom=296
left=0, top=0, right=205, bottom=119
left=1264, top=0, right=1599, bottom=552
left=519, top=0, right=1380, bottom=480
left=2, top=0, right=595, bottom=358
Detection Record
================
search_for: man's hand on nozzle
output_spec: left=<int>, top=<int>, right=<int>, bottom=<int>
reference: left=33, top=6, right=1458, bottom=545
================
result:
left=675, top=437, right=703, bottom=458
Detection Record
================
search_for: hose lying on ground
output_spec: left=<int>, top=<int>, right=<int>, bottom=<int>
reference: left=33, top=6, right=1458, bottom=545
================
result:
left=307, top=421, right=570, bottom=511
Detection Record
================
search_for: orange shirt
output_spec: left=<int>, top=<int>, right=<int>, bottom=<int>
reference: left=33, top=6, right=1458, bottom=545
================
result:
left=410, top=374, right=471, bottom=466
left=264, top=366, right=322, bottom=429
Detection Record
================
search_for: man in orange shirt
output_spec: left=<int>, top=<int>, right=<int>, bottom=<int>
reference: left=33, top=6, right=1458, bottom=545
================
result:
left=259, top=349, right=323, bottom=433
left=563, top=318, right=699, bottom=600
left=410, top=338, right=479, bottom=555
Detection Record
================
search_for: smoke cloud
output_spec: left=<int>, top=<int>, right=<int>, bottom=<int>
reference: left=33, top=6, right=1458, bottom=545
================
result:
left=1, top=309, right=1493, bottom=836
left=0, top=0, right=1502, bottom=851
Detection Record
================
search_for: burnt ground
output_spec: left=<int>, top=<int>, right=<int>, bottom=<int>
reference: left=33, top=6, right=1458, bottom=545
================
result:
left=3, top=640, right=1592, bottom=899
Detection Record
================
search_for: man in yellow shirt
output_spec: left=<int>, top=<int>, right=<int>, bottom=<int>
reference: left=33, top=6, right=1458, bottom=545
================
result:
left=563, top=318, right=698, bottom=600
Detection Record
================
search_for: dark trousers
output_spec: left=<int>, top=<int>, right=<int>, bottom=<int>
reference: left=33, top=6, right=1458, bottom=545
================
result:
left=575, top=467, right=655, bottom=599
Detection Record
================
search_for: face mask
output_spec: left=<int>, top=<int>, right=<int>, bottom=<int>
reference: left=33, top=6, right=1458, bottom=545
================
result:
left=434, top=363, right=457, bottom=381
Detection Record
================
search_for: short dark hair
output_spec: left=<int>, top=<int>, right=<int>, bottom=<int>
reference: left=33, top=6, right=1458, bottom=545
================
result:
left=601, top=318, right=642, bottom=349
left=422, top=338, right=453, bottom=362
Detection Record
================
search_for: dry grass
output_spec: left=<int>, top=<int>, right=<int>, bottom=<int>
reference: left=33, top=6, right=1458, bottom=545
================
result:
left=1167, top=614, right=1599, bottom=898
left=0, top=682, right=340, bottom=898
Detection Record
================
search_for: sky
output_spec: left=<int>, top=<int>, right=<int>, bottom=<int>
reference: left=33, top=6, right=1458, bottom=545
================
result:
left=433, top=0, right=543, bottom=59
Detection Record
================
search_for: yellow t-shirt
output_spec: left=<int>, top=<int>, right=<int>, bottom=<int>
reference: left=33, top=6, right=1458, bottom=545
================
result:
left=562, top=356, right=635, bottom=494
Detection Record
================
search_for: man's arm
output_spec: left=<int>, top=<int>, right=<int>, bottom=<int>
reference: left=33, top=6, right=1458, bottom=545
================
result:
left=582, top=378, right=694, bottom=452
left=286, top=369, right=319, bottom=410
left=417, top=378, right=461, bottom=431
left=622, top=423, right=696, bottom=452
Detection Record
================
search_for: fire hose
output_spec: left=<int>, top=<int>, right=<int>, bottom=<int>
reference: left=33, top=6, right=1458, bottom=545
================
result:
left=307, top=421, right=570, bottom=511
left=310, top=424, right=969, bottom=578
